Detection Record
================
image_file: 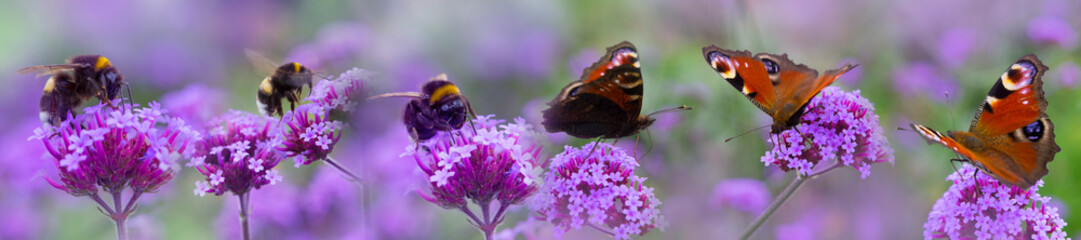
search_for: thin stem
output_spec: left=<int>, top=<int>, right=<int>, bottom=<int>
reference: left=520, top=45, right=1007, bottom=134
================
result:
left=739, top=175, right=810, bottom=240
left=807, top=161, right=843, bottom=179
left=89, top=193, right=117, bottom=215
left=481, top=200, right=492, bottom=225
left=459, top=206, right=484, bottom=228
left=238, top=193, right=251, bottom=240
left=585, top=222, right=616, bottom=236
left=112, top=190, right=123, bottom=216
left=324, top=157, right=362, bottom=184
left=122, top=191, right=143, bottom=215
left=113, top=215, right=128, bottom=240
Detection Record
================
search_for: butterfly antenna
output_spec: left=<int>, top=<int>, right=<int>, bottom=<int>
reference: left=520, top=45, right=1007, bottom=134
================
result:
left=943, top=91, right=966, bottom=162
left=633, top=134, right=641, bottom=163
left=645, top=105, right=692, bottom=118
left=723, top=124, right=771, bottom=143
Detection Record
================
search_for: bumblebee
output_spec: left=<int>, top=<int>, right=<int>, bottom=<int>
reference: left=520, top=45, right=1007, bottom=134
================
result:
left=18, top=55, right=126, bottom=126
left=256, top=62, right=314, bottom=117
left=371, top=74, right=476, bottom=142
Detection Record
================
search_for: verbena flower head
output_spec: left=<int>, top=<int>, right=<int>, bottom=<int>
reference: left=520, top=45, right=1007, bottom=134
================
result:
left=282, top=68, right=366, bottom=166
left=923, top=165, right=1069, bottom=240
left=190, top=110, right=284, bottom=196
left=30, top=102, right=199, bottom=196
left=761, top=87, right=894, bottom=178
left=306, top=67, right=368, bottom=114
left=280, top=104, right=344, bottom=167
left=404, top=115, right=542, bottom=209
left=531, top=142, right=665, bottom=240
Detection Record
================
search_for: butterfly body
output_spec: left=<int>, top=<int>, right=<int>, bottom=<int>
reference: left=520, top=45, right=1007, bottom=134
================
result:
left=702, top=46, right=855, bottom=133
left=542, top=41, right=661, bottom=139
left=911, top=55, right=1058, bottom=188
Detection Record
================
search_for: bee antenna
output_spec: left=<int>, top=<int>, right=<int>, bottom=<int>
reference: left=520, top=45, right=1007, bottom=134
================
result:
left=123, top=82, right=135, bottom=110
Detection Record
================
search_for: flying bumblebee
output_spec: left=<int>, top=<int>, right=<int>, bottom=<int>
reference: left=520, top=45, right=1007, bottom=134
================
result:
left=370, top=74, right=476, bottom=142
left=18, top=55, right=126, bottom=126
left=247, top=50, right=314, bottom=117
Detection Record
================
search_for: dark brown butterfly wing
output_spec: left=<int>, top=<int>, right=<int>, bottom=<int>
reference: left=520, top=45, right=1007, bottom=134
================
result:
left=543, top=41, right=649, bottom=138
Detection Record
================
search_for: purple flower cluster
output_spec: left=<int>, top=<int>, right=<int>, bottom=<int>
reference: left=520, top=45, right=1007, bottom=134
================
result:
left=31, top=102, right=199, bottom=196
left=761, top=87, right=894, bottom=178
left=403, top=115, right=542, bottom=238
left=923, top=165, right=1069, bottom=240
left=1027, top=16, right=1078, bottom=50
left=190, top=110, right=284, bottom=197
left=279, top=68, right=367, bottom=167
left=531, top=142, right=665, bottom=240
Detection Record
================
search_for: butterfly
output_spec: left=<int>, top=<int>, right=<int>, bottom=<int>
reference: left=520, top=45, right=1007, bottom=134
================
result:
left=910, top=55, right=1058, bottom=189
left=542, top=41, right=688, bottom=139
left=702, top=46, right=856, bottom=134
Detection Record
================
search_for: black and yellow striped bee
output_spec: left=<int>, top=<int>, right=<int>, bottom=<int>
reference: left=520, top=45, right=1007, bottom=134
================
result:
left=18, top=55, right=126, bottom=126
left=256, top=62, right=314, bottom=117
left=246, top=50, right=314, bottom=117
left=371, top=74, right=476, bottom=142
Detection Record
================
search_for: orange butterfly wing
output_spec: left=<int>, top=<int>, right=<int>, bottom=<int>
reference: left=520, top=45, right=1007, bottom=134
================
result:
left=911, top=55, right=1058, bottom=188
left=702, top=46, right=855, bottom=132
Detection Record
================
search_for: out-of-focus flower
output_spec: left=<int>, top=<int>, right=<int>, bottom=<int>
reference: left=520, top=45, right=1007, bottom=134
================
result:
left=761, top=87, right=894, bottom=178
left=774, top=209, right=824, bottom=240
left=285, top=22, right=371, bottom=71
left=161, top=83, right=226, bottom=129
left=923, top=165, right=1069, bottom=240
left=531, top=142, right=665, bottom=240
left=470, top=24, right=561, bottom=81
left=938, top=28, right=977, bottom=69
left=1056, top=61, right=1080, bottom=88
left=190, top=110, right=284, bottom=197
left=892, top=62, right=960, bottom=103
left=33, top=102, right=198, bottom=196
left=306, top=68, right=369, bottom=114
left=1027, top=16, right=1078, bottom=50
left=404, top=115, right=542, bottom=238
left=711, top=178, right=771, bottom=214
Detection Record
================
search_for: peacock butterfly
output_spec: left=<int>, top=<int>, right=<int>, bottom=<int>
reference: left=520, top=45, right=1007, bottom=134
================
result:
left=542, top=41, right=688, bottom=139
left=910, top=55, right=1058, bottom=189
left=702, top=46, right=856, bottom=133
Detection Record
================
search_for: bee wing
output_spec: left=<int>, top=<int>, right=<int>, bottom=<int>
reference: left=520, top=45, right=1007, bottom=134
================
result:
left=17, top=64, right=87, bottom=77
left=369, top=92, right=424, bottom=100
left=244, top=49, right=281, bottom=74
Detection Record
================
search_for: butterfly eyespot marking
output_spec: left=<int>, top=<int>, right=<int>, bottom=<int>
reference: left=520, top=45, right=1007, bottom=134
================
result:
left=1001, top=62, right=1036, bottom=91
left=707, top=51, right=737, bottom=79
left=761, top=58, right=780, bottom=74
left=1021, top=120, right=1045, bottom=141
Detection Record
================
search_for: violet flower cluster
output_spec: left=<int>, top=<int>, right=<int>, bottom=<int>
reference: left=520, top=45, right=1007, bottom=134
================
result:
left=761, top=87, right=894, bottom=178
left=923, top=165, right=1069, bottom=240
left=402, top=115, right=542, bottom=239
left=280, top=68, right=367, bottom=167
left=190, top=110, right=284, bottom=197
left=29, top=102, right=199, bottom=239
left=32, top=102, right=199, bottom=197
left=531, top=142, right=665, bottom=240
